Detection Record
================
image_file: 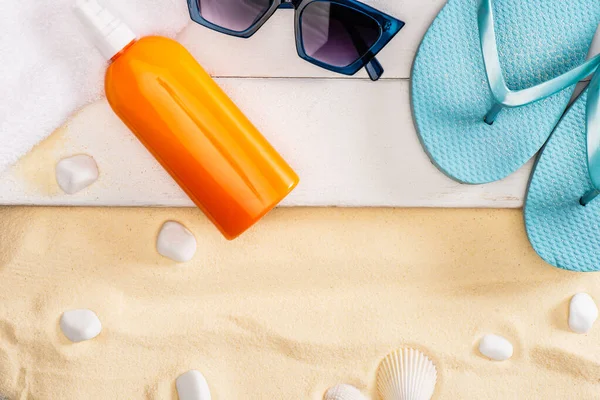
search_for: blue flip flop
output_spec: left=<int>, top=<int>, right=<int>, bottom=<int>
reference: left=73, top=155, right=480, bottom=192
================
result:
left=412, top=0, right=600, bottom=184
left=525, top=70, right=600, bottom=272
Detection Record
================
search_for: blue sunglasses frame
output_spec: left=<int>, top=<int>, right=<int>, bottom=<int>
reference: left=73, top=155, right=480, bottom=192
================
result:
left=187, top=0, right=405, bottom=80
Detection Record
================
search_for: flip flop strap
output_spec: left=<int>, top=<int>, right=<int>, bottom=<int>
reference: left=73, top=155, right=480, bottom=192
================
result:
left=478, top=0, right=600, bottom=108
left=587, top=70, right=600, bottom=190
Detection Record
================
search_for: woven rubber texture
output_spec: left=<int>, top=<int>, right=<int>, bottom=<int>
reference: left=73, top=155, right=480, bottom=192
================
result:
left=525, top=90, right=600, bottom=272
left=411, top=0, right=600, bottom=184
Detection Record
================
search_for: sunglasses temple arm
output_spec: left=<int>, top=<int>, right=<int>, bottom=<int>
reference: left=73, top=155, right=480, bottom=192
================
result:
left=342, top=18, right=383, bottom=81
left=365, top=58, right=383, bottom=81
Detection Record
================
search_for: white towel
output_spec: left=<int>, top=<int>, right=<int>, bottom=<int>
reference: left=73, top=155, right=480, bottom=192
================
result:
left=0, top=0, right=189, bottom=173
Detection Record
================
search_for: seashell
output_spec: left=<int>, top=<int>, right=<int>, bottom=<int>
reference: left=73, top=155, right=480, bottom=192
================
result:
left=376, top=348, right=437, bottom=400
left=323, top=384, right=368, bottom=400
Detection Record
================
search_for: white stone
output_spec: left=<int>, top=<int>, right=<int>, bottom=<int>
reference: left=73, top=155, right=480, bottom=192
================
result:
left=156, top=221, right=197, bottom=262
left=55, top=154, right=99, bottom=194
left=569, top=293, right=598, bottom=334
left=176, top=370, right=211, bottom=400
left=60, top=309, right=102, bottom=342
left=324, top=384, right=368, bottom=400
left=478, top=334, right=513, bottom=361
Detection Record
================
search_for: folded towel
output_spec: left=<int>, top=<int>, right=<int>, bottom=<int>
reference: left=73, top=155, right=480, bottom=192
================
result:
left=0, top=0, right=189, bottom=173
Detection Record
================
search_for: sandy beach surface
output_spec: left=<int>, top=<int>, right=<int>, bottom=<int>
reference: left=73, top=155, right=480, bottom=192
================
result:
left=0, top=206, right=599, bottom=399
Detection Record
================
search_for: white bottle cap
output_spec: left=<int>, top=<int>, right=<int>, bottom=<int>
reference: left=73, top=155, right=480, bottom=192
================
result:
left=73, top=0, right=137, bottom=60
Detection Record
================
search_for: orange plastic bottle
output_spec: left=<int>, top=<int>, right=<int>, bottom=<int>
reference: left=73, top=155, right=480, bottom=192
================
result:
left=74, top=0, right=298, bottom=239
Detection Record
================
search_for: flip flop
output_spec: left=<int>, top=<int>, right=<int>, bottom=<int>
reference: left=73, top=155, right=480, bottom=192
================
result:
left=411, top=0, right=600, bottom=184
left=525, top=70, right=600, bottom=272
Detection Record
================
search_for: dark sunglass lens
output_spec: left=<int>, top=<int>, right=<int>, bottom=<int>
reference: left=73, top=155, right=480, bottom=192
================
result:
left=300, top=2, right=381, bottom=68
left=197, top=0, right=273, bottom=32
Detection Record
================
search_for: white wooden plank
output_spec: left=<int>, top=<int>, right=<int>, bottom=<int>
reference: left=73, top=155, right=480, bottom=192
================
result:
left=179, top=0, right=445, bottom=79
left=0, top=0, right=538, bottom=208
left=0, top=78, right=530, bottom=208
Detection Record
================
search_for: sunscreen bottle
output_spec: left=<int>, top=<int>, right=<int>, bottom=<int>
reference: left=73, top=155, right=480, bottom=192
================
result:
left=74, top=0, right=299, bottom=239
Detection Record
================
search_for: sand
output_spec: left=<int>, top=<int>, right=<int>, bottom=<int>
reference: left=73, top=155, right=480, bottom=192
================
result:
left=0, top=206, right=599, bottom=399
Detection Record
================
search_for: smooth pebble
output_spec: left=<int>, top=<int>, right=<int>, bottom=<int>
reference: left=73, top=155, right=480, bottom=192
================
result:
left=156, top=221, right=197, bottom=262
left=478, top=334, right=513, bottom=361
left=569, top=293, right=598, bottom=334
left=324, top=384, right=368, bottom=400
left=176, top=370, right=211, bottom=400
left=55, top=154, right=99, bottom=194
left=60, top=309, right=102, bottom=342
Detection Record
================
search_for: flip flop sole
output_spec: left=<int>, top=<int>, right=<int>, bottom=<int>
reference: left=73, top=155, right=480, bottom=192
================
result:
left=412, top=0, right=600, bottom=184
left=524, top=90, right=600, bottom=272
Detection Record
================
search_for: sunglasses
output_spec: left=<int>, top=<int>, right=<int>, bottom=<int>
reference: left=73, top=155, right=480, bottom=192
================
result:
left=187, top=0, right=405, bottom=81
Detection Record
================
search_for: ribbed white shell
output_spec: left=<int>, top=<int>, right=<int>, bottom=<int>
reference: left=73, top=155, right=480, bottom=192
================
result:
left=324, top=384, right=369, bottom=400
left=376, top=348, right=437, bottom=400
